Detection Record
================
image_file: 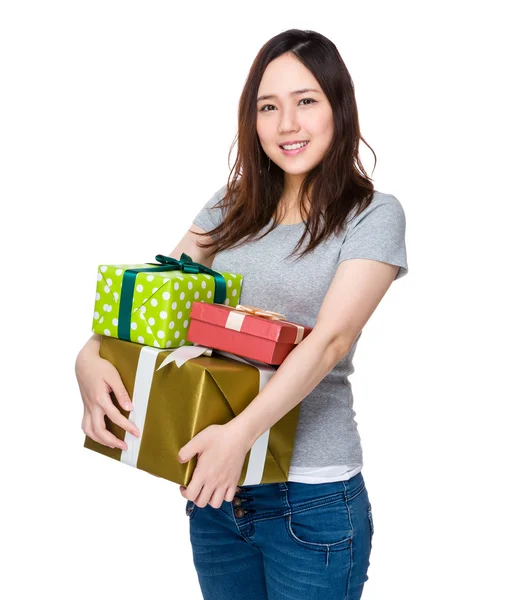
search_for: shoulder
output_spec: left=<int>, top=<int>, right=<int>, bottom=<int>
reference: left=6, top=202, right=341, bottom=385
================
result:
left=345, top=190, right=406, bottom=231
left=203, top=183, right=228, bottom=210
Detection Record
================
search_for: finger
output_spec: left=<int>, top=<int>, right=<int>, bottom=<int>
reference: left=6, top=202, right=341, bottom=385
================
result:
left=209, top=487, right=227, bottom=509
left=81, top=412, right=105, bottom=447
left=81, top=410, right=92, bottom=436
left=224, top=487, right=236, bottom=503
left=103, top=370, right=133, bottom=412
left=103, top=401, right=140, bottom=438
left=187, top=481, right=205, bottom=507
left=194, top=485, right=214, bottom=509
left=83, top=425, right=113, bottom=449
left=82, top=401, right=112, bottom=447
left=82, top=410, right=107, bottom=446
left=91, top=406, right=128, bottom=450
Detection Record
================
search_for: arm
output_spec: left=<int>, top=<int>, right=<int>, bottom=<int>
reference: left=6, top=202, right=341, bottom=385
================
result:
left=168, top=223, right=217, bottom=268
left=229, top=258, right=401, bottom=448
left=76, top=333, right=102, bottom=362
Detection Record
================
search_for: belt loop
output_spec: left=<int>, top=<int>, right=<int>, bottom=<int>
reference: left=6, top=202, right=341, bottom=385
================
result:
left=278, top=482, right=288, bottom=491
left=342, top=479, right=349, bottom=503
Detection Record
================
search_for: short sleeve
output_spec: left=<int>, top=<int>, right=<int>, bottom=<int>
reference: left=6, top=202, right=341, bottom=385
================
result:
left=337, top=193, right=408, bottom=280
left=192, top=184, right=228, bottom=241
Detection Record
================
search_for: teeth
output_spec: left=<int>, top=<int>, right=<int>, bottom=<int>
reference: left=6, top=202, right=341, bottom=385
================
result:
left=282, top=141, right=308, bottom=150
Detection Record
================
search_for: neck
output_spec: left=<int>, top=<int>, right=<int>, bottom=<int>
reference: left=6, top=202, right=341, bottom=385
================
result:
left=282, top=172, right=307, bottom=203
left=274, top=193, right=311, bottom=224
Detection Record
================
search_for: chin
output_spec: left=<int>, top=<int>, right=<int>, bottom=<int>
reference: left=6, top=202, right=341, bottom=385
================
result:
left=278, top=163, right=315, bottom=175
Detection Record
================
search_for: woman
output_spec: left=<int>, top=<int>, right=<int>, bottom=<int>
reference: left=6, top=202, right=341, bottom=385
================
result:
left=76, top=29, right=408, bottom=600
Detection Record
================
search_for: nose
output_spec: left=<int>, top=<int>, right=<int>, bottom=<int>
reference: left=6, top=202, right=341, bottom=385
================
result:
left=277, top=106, right=300, bottom=135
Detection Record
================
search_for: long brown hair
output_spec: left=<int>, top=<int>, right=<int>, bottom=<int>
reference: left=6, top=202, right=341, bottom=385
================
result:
left=195, top=28, right=377, bottom=263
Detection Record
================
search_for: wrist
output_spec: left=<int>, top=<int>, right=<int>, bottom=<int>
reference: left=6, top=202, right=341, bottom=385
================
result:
left=225, top=414, right=259, bottom=454
left=75, top=341, right=101, bottom=372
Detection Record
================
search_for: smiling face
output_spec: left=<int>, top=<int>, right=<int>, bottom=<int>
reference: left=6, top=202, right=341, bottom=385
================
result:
left=256, top=53, right=334, bottom=197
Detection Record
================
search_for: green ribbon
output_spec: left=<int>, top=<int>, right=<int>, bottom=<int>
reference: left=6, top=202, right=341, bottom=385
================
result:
left=118, top=253, right=227, bottom=341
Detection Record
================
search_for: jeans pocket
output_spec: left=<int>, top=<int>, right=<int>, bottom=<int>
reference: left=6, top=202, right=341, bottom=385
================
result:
left=285, top=495, right=353, bottom=551
left=367, top=503, right=374, bottom=543
left=185, top=499, right=198, bottom=520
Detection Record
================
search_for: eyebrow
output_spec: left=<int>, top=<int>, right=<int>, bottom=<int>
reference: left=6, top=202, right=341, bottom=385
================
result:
left=256, top=88, right=321, bottom=102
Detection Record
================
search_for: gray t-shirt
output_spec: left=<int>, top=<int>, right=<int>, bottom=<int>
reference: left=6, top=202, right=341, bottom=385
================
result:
left=192, top=185, right=408, bottom=482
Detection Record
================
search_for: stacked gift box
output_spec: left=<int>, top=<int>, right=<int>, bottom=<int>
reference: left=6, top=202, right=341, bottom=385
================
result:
left=84, top=253, right=313, bottom=486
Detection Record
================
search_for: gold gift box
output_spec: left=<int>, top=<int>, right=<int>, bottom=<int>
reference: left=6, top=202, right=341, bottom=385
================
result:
left=83, top=336, right=301, bottom=486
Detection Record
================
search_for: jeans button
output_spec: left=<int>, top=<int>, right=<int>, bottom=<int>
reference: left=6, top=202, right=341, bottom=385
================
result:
left=233, top=497, right=242, bottom=507
left=234, top=508, right=246, bottom=518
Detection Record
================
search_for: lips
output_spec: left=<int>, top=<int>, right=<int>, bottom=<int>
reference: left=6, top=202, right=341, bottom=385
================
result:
left=279, top=140, right=309, bottom=148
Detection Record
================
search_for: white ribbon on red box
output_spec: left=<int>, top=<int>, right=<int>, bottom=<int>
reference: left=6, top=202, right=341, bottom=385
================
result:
left=216, top=303, right=306, bottom=345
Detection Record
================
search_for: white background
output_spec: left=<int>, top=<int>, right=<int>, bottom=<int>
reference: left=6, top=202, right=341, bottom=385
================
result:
left=1, top=1, right=523, bottom=599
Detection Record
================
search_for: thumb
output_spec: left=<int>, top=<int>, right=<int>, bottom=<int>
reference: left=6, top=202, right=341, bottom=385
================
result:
left=178, top=440, right=197, bottom=463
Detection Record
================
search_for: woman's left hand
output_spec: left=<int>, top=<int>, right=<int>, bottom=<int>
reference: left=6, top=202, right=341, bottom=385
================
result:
left=178, top=422, right=252, bottom=509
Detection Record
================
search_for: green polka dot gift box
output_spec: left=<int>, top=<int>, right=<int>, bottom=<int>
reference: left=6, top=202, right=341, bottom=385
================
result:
left=92, top=253, right=243, bottom=349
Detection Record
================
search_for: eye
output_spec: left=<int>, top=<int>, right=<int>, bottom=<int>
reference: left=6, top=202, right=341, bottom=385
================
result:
left=258, top=98, right=317, bottom=112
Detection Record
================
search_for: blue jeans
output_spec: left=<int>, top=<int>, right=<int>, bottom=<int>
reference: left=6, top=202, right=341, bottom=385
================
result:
left=185, top=471, right=374, bottom=599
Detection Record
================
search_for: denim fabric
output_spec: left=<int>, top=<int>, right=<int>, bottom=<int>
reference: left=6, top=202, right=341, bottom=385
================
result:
left=184, top=472, right=374, bottom=599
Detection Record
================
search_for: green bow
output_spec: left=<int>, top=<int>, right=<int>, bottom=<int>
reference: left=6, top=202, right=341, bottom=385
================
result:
left=118, top=253, right=226, bottom=342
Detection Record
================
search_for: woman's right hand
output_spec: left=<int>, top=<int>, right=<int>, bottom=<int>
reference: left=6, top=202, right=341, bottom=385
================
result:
left=76, top=351, right=140, bottom=451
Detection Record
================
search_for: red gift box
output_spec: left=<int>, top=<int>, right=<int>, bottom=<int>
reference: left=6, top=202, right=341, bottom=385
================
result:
left=187, top=303, right=313, bottom=365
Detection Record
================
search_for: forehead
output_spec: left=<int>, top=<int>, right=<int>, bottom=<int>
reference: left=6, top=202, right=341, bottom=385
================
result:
left=257, top=54, right=320, bottom=96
